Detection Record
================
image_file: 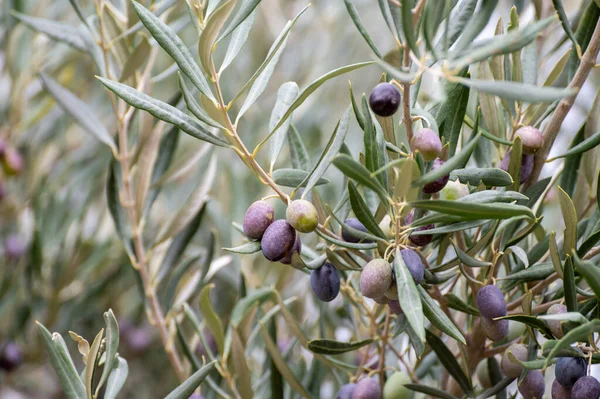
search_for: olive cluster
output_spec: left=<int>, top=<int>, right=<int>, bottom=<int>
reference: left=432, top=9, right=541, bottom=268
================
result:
left=337, top=371, right=411, bottom=399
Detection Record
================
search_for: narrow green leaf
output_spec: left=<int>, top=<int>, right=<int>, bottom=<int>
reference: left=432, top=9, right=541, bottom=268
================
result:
left=230, top=288, right=275, bottom=327
left=450, top=240, right=492, bottom=268
left=288, top=125, right=311, bottom=171
left=96, top=310, right=119, bottom=395
left=558, top=187, right=578, bottom=255
left=560, top=123, right=586, bottom=197
left=218, top=0, right=261, bottom=41
left=452, top=0, right=497, bottom=54
left=219, top=10, right=256, bottom=73
left=567, top=1, right=600, bottom=81
left=315, top=229, right=378, bottom=250
left=106, top=160, right=134, bottom=258
left=444, top=293, right=479, bottom=315
left=13, top=11, right=87, bottom=51
left=434, top=0, right=477, bottom=53
left=307, top=338, right=373, bottom=355
left=375, top=58, right=417, bottom=83
left=164, top=361, right=217, bottom=399
left=85, top=329, right=104, bottom=399
left=272, top=169, right=329, bottom=188
left=363, top=102, right=388, bottom=189
left=500, top=262, right=553, bottom=282
left=425, top=330, right=472, bottom=394
left=344, top=0, right=382, bottom=58
left=177, top=73, right=223, bottom=129
left=418, top=286, right=466, bottom=344
left=131, top=0, right=214, bottom=100
left=564, top=256, right=578, bottom=312
left=438, top=69, right=470, bottom=156
left=405, top=384, right=460, bottom=399
left=103, top=357, right=128, bottom=399
left=395, top=248, right=425, bottom=343
left=198, top=284, right=225, bottom=354
left=401, top=0, right=420, bottom=58
left=39, top=73, right=116, bottom=152
left=97, top=77, right=229, bottom=147
left=548, top=129, right=600, bottom=160
left=450, top=167, right=512, bottom=187
left=198, top=0, right=236, bottom=72
left=409, top=199, right=534, bottom=221
left=348, top=182, right=385, bottom=238
left=332, top=154, right=390, bottom=205
left=496, top=315, right=553, bottom=338
left=573, top=254, right=600, bottom=301
left=270, top=62, right=374, bottom=134
left=552, top=0, right=580, bottom=57
left=455, top=77, right=577, bottom=103
left=545, top=320, right=600, bottom=365
left=269, top=82, right=300, bottom=171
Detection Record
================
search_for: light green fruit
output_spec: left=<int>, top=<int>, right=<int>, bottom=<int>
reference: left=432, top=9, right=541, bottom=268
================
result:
left=286, top=199, right=318, bottom=233
left=359, top=259, right=393, bottom=299
left=379, top=215, right=394, bottom=239
left=476, top=359, right=493, bottom=389
left=384, top=282, right=399, bottom=300
left=506, top=320, right=526, bottom=341
left=383, top=371, right=412, bottom=399
left=501, top=343, right=528, bottom=378
left=439, top=180, right=469, bottom=201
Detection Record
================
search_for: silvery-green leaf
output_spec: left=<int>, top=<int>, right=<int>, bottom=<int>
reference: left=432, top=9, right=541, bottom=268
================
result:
left=131, top=0, right=214, bottom=101
left=85, top=329, right=104, bottom=399
left=344, top=0, right=382, bottom=58
left=103, top=357, right=128, bottom=399
left=401, top=0, right=420, bottom=58
left=558, top=187, right=577, bottom=256
left=198, top=0, right=236, bottom=72
left=97, top=77, right=229, bottom=147
left=332, top=154, right=390, bottom=205
left=394, top=248, right=425, bottom=343
left=375, top=58, right=417, bottom=83
left=288, top=125, right=311, bottom=171
left=39, top=73, right=116, bottom=153
left=272, top=169, right=329, bottom=188
left=12, top=11, right=87, bottom=51
left=269, top=82, right=299, bottom=171
left=452, top=0, right=497, bottom=54
left=426, top=330, right=472, bottom=394
left=450, top=168, right=512, bottom=187
left=434, top=0, right=477, bottom=53
left=218, top=0, right=261, bottom=41
left=177, top=73, right=224, bottom=129
left=96, top=310, right=119, bottom=395
left=455, top=77, right=577, bottom=103
left=219, top=10, right=256, bottom=73
left=164, top=361, right=217, bottom=399
left=307, top=338, right=373, bottom=355
left=223, top=241, right=261, bottom=254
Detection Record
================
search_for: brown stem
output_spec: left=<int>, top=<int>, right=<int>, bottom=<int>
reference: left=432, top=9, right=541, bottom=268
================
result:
left=506, top=273, right=559, bottom=311
left=526, top=18, right=600, bottom=187
left=378, top=310, right=392, bottom=389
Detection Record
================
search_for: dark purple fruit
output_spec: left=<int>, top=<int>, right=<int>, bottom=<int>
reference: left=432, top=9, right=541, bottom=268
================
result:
left=476, top=285, right=507, bottom=318
left=422, top=158, right=449, bottom=194
left=552, top=379, right=572, bottom=399
left=4, top=235, right=26, bottom=262
left=500, top=151, right=534, bottom=184
left=400, top=248, right=424, bottom=284
left=261, top=220, right=296, bottom=261
left=0, top=342, right=23, bottom=372
left=243, top=200, right=275, bottom=240
left=481, top=317, right=508, bottom=342
left=388, top=300, right=402, bottom=315
left=547, top=303, right=567, bottom=339
left=501, top=343, right=527, bottom=378
left=353, top=377, right=382, bottom=399
left=556, top=357, right=587, bottom=388
left=280, top=234, right=302, bottom=265
left=286, top=199, right=318, bottom=233
left=519, top=370, right=545, bottom=399
left=405, top=209, right=434, bottom=247
left=411, top=128, right=442, bottom=161
left=359, top=259, right=393, bottom=299
left=337, top=383, right=357, bottom=399
left=515, top=126, right=543, bottom=155
left=369, top=83, right=401, bottom=117
left=572, top=375, right=600, bottom=399
left=310, top=262, right=340, bottom=302
left=342, top=218, right=370, bottom=243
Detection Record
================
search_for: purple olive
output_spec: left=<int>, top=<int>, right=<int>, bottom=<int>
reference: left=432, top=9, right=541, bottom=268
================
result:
left=546, top=303, right=567, bottom=339
left=552, top=379, right=572, bottom=399
left=400, top=249, right=424, bottom=284
left=280, top=234, right=302, bottom=265
left=4, top=235, right=26, bottom=262
left=369, top=83, right=401, bottom=117
left=0, top=341, right=23, bottom=372
left=337, top=383, right=357, bottom=399
left=481, top=317, right=508, bottom=342
left=310, top=262, right=340, bottom=302
left=261, top=220, right=296, bottom=262
left=515, top=126, right=543, bottom=155
left=411, top=128, right=442, bottom=161
left=476, top=285, right=507, bottom=319
left=353, top=377, right=382, bottom=399
left=342, top=218, right=370, bottom=243
left=500, top=151, right=534, bottom=184
left=359, top=259, right=393, bottom=299
left=519, top=370, right=545, bottom=399
left=500, top=343, right=528, bottom=378
left=388, top=300, right=402, bottom=315
left=243, top=200, right=275, bottom=240
left=124, top=326, right=153, bottom=353
left=422, top=158, right=449, bottom=194
left=572, top=375, right=600, bottom=399
left=405, top=209, right=434, bottom=247
left=556, top=357, right=587, bottom=388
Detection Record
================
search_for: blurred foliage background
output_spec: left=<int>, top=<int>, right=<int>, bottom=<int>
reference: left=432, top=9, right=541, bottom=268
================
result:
left=1, top=0, right=600, bottom=397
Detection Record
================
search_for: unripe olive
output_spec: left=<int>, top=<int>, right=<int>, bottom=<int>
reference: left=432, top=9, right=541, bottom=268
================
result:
left=515, top=126, right=543, bottom=155
left=572, top=375, right=600, bottom=399
left=481, top=317, right=508, bottom=342
left=552, top=379, right=572, bottom=399
left=359, top=259, right=393, bottom=299
left=383, top=371, right=411, bottom=399
left=476, top=359, right=493, bottom=389
left=476, top=285, right=507, bottom=318
left=243, top=201, right=275, bottom=240
left=422, top=158, right=449, bottom=194
left=384, top=282, right=399, bottom=300
left=280, top=234, right=302, bottom=265
left=506, top=320, right=527, bottom=341
left=379, top=215, right=394, bottom=239
left=439, top=180, right=469, bottom=201
left=286, top=199, right=318, bottom=233
left=0, top=341, right=23, bottom=372
left=369, top=83, right=401, bottom=117
left=342, top=218, right=370, bottom=243
left=261, top=220, right=296, bottom=261
left=352, top=377, right=382, bottom=399
left=388, top=300, right=402, bottom=315
left=310, top=262, right=340, bottom=302
left=501, top=343, right=528, bottom=378
left=1, top=148, right=23, bottom=176
left=546, top=303, right=567, bottom=339
left=411, top=128, right=442, bottom=161
left=337, top=383, right=357, bottom=399
left=500, top=151, right=534, bottom=184
left=400, top=249, right=424, bottom=284
left=518, top=370, right=545, bottom=399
